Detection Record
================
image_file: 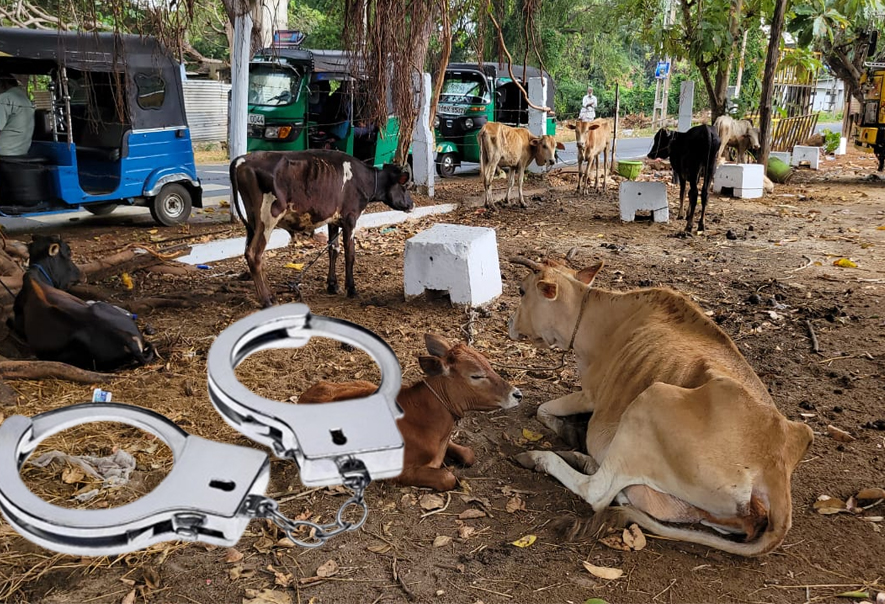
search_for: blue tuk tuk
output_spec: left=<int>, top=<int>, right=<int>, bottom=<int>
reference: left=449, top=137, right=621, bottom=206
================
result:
left=0, top=28, right=201, bottom=226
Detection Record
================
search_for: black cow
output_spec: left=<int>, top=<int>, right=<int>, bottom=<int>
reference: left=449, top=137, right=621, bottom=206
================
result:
left=647, top=125, right=720, bottom=234
left=230, top=149, right=414, bottom=307
left=10, top=235, right=155, bottom=371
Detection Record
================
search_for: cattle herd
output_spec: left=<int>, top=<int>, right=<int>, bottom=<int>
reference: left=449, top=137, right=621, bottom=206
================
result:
left=10, top=117, right=804, bottom=559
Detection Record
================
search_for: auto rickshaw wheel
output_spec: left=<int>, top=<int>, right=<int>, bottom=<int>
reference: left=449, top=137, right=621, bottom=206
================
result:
left=150, top=183, right=192, bottom=226
left=436, top=152, right=457, bottom=178
left=85, top=203, right=117, bottom=216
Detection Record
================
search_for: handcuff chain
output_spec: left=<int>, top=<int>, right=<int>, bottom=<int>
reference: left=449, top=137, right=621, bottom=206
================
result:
left=242, top=462, right=371, bottom=548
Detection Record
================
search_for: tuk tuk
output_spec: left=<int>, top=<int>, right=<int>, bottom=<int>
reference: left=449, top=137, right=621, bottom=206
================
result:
left=433, top=63, right=557, bottom=177
left=0, top=28, right=201, bottom=226
left=854, top=61, right=885, bottom=171
left=247, top=37, right=401, bottom=168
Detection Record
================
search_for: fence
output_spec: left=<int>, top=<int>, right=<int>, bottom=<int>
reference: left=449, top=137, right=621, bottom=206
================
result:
left=770, top=114, right=819, bottom=151
left=183, top=79, right=231, bottom=143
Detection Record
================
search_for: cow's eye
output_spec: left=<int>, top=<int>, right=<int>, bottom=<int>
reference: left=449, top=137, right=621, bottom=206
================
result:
left=518, top=286, right=525, bottom=296
left=470, top=375, right=485, bottom=380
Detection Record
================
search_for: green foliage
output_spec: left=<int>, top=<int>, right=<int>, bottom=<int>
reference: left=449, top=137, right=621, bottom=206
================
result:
left=289, top=0, right=345, bottom=49
left=820, top=128, right=841, bottom=152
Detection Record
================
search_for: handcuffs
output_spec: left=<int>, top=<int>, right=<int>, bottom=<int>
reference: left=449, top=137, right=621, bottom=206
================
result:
left=0, top=304, right=404, bottom=556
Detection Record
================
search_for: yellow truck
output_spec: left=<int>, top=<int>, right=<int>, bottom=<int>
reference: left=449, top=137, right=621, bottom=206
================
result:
left=854, top=62, right=885, bottom=171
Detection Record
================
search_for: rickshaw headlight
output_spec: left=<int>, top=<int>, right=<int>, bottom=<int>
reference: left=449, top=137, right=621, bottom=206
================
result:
left=433, top=116, right=440, bottom=129
left=264, top=126, right=293, bottom=139
left=463, top=117, right=474, bottom=129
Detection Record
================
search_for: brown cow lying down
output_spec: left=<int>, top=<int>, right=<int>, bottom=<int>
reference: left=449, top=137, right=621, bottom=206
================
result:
left=478, top=122, right=564, bottom=210
left=299, top=334, right=522, bottom=490
left=508, top=257, right=813, bottom=556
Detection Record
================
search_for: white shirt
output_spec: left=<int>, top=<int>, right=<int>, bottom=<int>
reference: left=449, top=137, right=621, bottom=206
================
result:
left=580, top=93, right=597, bottom=122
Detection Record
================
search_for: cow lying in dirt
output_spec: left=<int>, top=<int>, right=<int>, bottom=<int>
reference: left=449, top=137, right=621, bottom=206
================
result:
left=9, top=235, right=155, bottom=371
left=478, top=122, right=564, bottom=210
left=566, top=119, right=612, bottom=194
left=299, top=334, right=522, bottom=490
left=714, top=115, right=761, bottom=165
left=508, top=257, right=813, bottom=556
left=231, top=149, right=414, bottom=306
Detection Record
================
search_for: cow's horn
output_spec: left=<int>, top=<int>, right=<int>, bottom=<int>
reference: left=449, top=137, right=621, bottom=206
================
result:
left=509, top=256, right=543, bottom=272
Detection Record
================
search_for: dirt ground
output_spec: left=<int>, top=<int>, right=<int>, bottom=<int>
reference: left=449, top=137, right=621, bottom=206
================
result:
left=1, top=148, right=884, bottom=604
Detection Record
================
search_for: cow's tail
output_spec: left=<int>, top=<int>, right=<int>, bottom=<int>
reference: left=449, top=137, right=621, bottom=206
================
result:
left=478, top=125, right=489, bottom=179
left=553, top=483, right=795, bottom=557
left=704, top=125, right=717, bottom=190
left=229, top=155, right=253, bottom=239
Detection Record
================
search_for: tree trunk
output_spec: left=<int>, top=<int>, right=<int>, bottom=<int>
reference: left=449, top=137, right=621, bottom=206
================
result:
left=711, top=63, right=731, bottom=120
left=758, top=0, right=788, bottom=171
left=428, top=0, right=452, bottom=132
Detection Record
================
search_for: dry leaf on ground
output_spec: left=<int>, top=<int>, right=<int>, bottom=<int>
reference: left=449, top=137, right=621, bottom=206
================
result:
left=121, top=589, right=136, bottom=604
left=599, top=534, right=631, bottom=551
left=857, top=488, right=885, bottom=501
left=224, top=548, right=244, bottom=563
left=582, top=562, right=624, bottom=580
left=419, top=493, right=446, bottom=511
left=316, top=559, right=339, bottom=578
left=458, top=525, right=476, bottom=539
left=368, top=543, right=392, bottom=553
left=268, top=565, right=294, bottom=588
left=623, top=524, right=647, bottom=551
left=511, top=534, right=536, bottom=547
left=505, top=495, right=525, bottom=513
left=827, top=425, right=856, bottom=442
left=814, top=495, right=848, bottom=514
left=522, top=428, right=544, bottom=442
left=433, top=535, right=453, bottom=547
left=459, top=509, right=486, bottom=519
left=243, top=588, right=293, bottom=604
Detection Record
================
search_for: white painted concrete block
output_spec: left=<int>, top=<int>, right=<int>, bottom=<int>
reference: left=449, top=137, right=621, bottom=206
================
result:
left=713, top=163, right=764, bottom=194
left=835, top=136, right=847, bottom=156
left=733, top=187, right=763, bottom=199
left=770, top=151, right=791, bottom=165
left=404, top=223, right=502, bottom=306
left=619, top=181, right=669, bottom=223
left=791, top=145, right=821, bottom=170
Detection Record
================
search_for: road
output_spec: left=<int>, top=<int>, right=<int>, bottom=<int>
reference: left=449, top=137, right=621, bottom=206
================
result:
left=0, top=122, right=842, bottom=234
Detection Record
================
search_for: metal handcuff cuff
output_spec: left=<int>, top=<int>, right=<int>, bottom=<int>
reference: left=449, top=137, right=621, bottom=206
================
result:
left=0, top=304, right=404, bottom=556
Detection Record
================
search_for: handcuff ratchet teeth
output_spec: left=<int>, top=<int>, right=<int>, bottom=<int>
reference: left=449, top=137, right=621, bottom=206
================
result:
left=0, top=304, right=405, bottom=556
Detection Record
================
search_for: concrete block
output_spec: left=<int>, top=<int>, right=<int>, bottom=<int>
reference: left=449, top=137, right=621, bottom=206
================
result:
left=713, top=163, right=764, bottom=194
left=835, top=136, right=847, bottom=156
left=404, top=223, right=502, bottom=306
left=770, top=151, right=791, bottom=165
left=619, top=181, right=669, bottom=223
left=733, top=187, right=763, bottom=199
left=791, top=145, right=821, bottom=170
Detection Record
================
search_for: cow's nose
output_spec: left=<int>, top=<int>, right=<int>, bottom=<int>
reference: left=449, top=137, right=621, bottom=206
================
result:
left=512, top=388, right=523, bottom=402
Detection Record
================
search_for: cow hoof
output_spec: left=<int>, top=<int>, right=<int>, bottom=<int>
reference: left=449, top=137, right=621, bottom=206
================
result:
left=515, top=451, right=549, bottom=472
left=675, top=230, right=691, bottom=239
left=261, top=298, right=277, bottom=308
left=327, top=284, right=340, bottom=295
left=346, top=288, right=358, bottom=298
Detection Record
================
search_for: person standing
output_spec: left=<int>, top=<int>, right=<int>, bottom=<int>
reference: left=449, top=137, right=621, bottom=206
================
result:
left=0, top=73, right=35, bottom=157
left=579, top=85, right=597, bottom=122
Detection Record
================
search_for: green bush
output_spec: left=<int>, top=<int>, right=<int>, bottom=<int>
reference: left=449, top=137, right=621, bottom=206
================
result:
left=821, top=128, right=841, bottom=153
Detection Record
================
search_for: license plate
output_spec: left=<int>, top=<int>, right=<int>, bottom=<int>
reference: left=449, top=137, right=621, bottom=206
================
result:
left=248, top=113, right=265, bottom=125
left=438, top=105, right=462, bottom=116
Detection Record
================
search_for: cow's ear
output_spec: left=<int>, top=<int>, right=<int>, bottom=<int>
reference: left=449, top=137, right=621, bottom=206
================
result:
left=556, top=141, right=566, bottom=150
left=397, top=171, right=409, bottom=185
left=424, top=333, right=452, bottom=357
left=576, top=261, right=604, bottom=285
left=48, top=243, right=60, bottom=257
left=565, top=122, right=576, bottom=130
left=529, top=137, right=541, bottom=147
left=537, top=280, right=558, bottom=300
left=419, top=355, right=449, bottom=376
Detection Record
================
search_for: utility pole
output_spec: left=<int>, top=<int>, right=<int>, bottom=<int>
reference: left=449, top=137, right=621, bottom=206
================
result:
left=651, top=0, right=676, bottom=130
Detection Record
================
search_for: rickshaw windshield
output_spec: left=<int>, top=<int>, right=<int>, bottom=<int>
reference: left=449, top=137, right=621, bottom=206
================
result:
left=440, top=74, right=489, bottom=104
left=249, top=65, right=302, bottom=106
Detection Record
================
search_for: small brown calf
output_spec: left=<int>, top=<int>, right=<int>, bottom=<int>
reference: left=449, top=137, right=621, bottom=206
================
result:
left=299, top=334, right=522, bottom=490
left=567, top=119, right=612, bottom=194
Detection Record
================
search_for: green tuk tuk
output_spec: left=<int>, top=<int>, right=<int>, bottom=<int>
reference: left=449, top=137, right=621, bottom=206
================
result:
left=433, top=63, right=557, bottom=177
left=247, top=42, right=400, bottom=168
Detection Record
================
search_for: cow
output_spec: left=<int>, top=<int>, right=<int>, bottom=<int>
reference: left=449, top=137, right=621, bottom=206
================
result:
left=230, top=149, right=414, bottom=307
left=714, top=115, right=761, bottom=165
left=478, top=122, right=565, bottom=210
left=9, top=235, right=155, bottom=371
left=507, top=257, right=813, bottom=556
left=566, top=119, right=612, bottom=194
left=299, top=334, right=522, bottom=491
left=647, top=125, right=720, bottom=234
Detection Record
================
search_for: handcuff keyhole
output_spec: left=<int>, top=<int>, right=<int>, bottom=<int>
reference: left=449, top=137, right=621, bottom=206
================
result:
left=330, top=429, right=347, bottom=445
left=209, top=479, right=236, bottom=492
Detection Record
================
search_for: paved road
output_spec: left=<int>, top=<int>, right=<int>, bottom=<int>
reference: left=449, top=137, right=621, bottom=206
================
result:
left=0, top=122, right=842, bottom=234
